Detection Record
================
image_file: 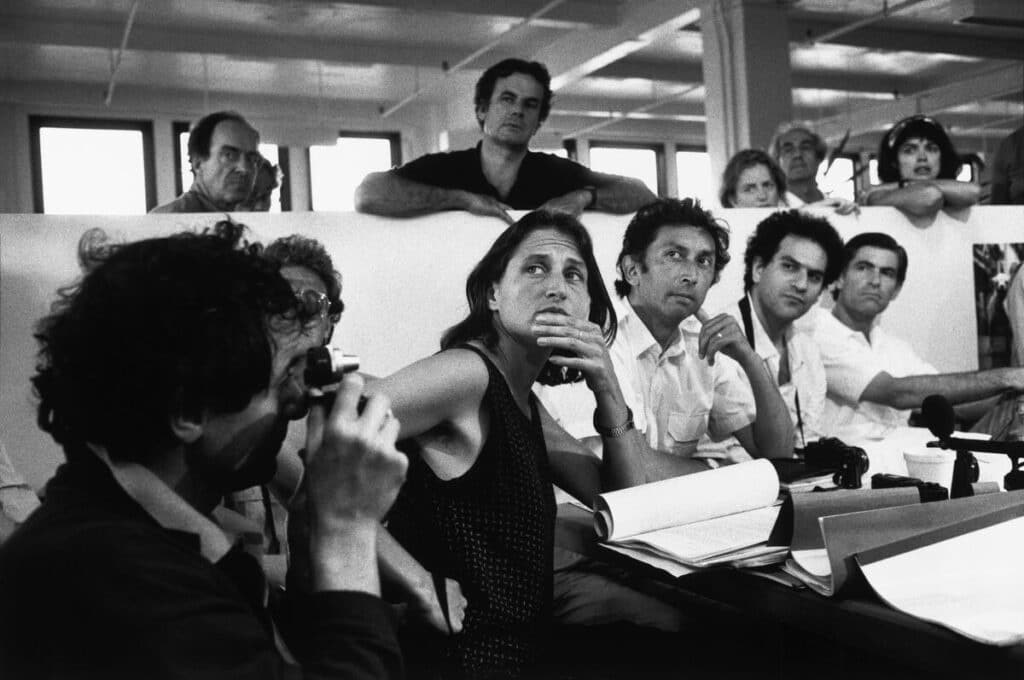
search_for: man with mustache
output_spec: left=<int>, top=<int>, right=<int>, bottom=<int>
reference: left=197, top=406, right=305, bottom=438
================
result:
left=355, top=58, right=655, bottom=224
left=151, top=110, right=261, bottom=213
left=811, top=232, right=1024, bottom=441
left=542, top=199, right=793, bottom=476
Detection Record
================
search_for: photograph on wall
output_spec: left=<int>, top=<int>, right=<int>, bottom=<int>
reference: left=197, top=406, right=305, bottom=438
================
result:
left=974, top=242, right=1024, bottom=370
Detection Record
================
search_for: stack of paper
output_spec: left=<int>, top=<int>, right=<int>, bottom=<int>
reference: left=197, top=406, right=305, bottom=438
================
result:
left=594, top=459, right=787, bottom=574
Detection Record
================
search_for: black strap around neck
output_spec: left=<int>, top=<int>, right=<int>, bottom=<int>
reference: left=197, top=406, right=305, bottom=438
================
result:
left=738, top=296, right=806, bottom=448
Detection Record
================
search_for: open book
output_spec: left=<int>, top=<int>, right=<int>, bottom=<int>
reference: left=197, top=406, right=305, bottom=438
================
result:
left=594, top=459, right=788, bottom=573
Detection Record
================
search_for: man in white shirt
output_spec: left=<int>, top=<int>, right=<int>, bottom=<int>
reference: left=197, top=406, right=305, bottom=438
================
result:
left=714, top=210, right=846, bottom=455
left=813, top=232, right=1024, bottom=441
left=541, top=198, right=793, bottom=477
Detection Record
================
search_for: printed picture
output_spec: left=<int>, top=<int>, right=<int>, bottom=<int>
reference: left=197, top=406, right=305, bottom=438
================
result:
left=974, top=242, right=1024, bottom=370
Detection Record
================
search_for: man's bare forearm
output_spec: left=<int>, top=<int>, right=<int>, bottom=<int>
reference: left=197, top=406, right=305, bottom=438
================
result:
left=869, top=368, right=1024, bottom=410
left=354, top=172, right=468, bottom=216
left=592, top=175, right=657, bottom=214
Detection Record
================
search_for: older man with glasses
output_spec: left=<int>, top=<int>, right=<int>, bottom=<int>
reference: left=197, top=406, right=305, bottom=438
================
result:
left=220, top=234, right=345, bottom=584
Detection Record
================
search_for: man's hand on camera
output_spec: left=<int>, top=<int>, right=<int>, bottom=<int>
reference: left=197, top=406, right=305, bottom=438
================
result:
left=302, top=373, right=407, bottom=593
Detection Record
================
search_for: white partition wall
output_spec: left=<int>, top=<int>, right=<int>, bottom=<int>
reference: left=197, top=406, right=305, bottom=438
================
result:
left=3, top=207, right=1023, bottom=488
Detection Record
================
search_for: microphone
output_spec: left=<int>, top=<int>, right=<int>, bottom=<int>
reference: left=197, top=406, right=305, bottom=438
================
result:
left=920, top=394, right=1024, bottom=494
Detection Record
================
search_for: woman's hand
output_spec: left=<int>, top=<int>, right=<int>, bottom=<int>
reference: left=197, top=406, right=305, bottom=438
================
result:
left=532, top=312, right=618, bottom=397
left=407, top=575, right=468, bottom=635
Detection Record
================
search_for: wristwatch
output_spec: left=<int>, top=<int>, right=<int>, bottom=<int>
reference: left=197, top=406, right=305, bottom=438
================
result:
left=593, top=407, right=634, bottom=438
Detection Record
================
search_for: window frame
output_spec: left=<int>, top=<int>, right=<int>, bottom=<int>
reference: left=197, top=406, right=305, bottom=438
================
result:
left=30, top=115, right=157, bottom=213
left=307, top=131, right=402, bottom=212
left=588, top=140, right=666, bottom=196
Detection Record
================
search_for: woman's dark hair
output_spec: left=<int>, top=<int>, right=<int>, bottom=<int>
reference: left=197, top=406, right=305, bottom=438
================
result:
left=441, top=210, right=616, bottom=385
left=474, top=58, right=553, bottom=126
left=743, top=210, right=845, bottom=292
left=615, top=198, right=731, bottom=297
left=877, top=115, right=961, bottom=183
left=719, top=149, right=787, bottom=208
left=32, top=221, right=312, bottom=464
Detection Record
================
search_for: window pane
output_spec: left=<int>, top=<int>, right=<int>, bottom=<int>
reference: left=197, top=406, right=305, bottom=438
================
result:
left=957, top=162, right=973, bottom=182
left=589, top=147, right=658, bottom=196
left=39, top=127, right=147, bottom=214
left=310, top=137, right=395, bottom=212
left=816, top=157, right=855, bottom=202
left=675, top=151, right=715, bottom=207
left=869, top=158, right=880, bottom=186
left=178, top=134, right=281, bottom=212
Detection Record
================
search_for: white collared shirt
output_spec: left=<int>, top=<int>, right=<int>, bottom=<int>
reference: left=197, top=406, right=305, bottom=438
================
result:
left=810, top=307, right=936, bottom=441
left=714, top=296, right=828, bottom=449
left=537, top=299, right=755, bottom=459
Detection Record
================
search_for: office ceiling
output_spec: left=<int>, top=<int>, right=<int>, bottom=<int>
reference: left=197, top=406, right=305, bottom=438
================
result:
left=0, top=0, right=1020, bottom=152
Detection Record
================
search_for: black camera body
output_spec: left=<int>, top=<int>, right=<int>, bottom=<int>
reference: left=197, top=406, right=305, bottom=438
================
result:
left=798, top=437, right=870, bottom=489
left=305, top=346, right=360, bottom=388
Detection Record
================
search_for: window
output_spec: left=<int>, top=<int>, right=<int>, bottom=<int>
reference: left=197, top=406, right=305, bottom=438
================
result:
left=675, top=150, right=716, bottom=207
left=309, top=133, right=401, bottom=211
left=30, top=117, right=155, bottom=214
left=816, top=156, right=856, bottom=202
left=176, top=123, right=285, bottom=212
left=588, top=143, right=661, bottom=196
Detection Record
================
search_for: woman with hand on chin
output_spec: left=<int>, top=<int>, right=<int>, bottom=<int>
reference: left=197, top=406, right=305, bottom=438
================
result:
left=367, top=210, right=647, bottom=679
left=862, top=115, right=980, bottom=218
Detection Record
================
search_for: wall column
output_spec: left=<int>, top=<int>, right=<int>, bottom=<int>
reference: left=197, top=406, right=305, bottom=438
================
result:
left=701, top=0, right=792, bottom=180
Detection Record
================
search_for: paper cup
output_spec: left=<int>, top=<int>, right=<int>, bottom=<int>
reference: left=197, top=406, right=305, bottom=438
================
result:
left=903, top=450, right=956, bottom=488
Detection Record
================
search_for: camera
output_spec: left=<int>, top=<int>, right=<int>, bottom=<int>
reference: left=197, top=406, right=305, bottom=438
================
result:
left=305, top=346, right=360, bottom=388
left=798, top=437, right=870, bottom=489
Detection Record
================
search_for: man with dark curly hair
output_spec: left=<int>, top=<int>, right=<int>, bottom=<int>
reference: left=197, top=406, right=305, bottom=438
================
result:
left=0, top=223, right=407, bottom=679
left=541, top=198, right=793, bottom=477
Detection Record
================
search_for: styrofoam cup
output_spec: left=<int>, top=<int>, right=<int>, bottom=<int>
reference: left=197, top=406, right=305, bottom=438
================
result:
left=903, top=450, right=956, bottom=488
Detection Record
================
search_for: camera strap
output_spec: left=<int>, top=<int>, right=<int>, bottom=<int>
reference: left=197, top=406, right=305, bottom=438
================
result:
left=738, top=296, right=806, bottom=447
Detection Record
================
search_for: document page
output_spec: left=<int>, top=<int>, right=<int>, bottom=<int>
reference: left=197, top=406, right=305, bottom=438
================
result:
left=858, top=515, right=1024, bottom=646
left=618, top=504, right=781, bottom=564
left=594, top=459, right=779, bottom=540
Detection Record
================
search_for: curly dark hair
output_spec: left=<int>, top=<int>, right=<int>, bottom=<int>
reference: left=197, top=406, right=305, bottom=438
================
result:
left=877, top=115, right=961, bottom=183
left=743, top=210, right=845, bottom=292
left=474, top=58, right=553, bottom=128
left=264, top=234, right=344, bottom=320
left=441, top=210, right=615, bottom=386
left=32, top=221, right=312, bottom=463
left=615, top=198, right=731, bottom=297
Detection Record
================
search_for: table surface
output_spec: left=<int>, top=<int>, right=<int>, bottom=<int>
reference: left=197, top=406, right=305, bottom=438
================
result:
left=556, top=503, right=1024, bottom=679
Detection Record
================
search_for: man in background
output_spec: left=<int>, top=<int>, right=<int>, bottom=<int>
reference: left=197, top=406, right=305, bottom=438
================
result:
left=355, top=58, right=656, bottom=223
left=151, top=111, right=261, bottom=213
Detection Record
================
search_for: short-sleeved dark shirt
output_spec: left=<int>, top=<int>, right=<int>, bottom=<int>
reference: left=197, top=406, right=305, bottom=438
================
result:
left=391, top=143, right=599, bottom=209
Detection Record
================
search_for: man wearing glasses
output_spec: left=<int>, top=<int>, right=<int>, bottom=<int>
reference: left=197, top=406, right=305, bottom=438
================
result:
left=151, top=110, right=262, bottom=213
left=221, top=235, right=344, bottom=585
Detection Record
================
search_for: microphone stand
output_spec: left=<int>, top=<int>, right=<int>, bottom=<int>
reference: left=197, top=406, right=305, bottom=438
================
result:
left=926, top=437, right=1024, bottom=494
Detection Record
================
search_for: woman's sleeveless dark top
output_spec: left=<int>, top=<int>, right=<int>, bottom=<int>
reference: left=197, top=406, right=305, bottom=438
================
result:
left=387, top=345, right=556, bottom=679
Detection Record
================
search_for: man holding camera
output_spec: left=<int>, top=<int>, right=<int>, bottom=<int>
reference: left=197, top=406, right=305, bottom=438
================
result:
left=0, top=224, right=406, bottom=678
